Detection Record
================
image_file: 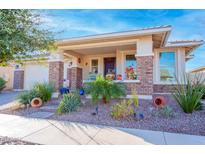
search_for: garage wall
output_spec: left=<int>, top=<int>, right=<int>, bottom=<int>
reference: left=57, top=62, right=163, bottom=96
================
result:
left=24, top=62, right=49, bottom=90
left=0, top=66, right=14, bottom=90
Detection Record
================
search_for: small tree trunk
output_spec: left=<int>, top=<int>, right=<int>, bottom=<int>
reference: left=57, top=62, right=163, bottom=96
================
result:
left=102, top=96, right=107, bottom=104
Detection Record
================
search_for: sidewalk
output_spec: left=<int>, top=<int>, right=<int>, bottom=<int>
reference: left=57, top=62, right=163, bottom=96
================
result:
left=0, top=114, right=205, bottom=145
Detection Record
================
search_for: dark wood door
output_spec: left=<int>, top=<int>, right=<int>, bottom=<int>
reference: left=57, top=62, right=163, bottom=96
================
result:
left=104, top=57, right=116, bottom=76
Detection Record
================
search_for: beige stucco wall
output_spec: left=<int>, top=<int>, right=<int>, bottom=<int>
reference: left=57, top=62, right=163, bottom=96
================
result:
left=0, top=66, right=14, bottom=90
left=137, top=36, right=153, bottom=56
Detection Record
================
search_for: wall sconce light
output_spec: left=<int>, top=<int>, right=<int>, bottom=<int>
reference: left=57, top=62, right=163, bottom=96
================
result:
left=85, top=62, right=88, bottom=66
left=69, top=62, right=73, bottom=67
left=78, top=58, right=81, bottom=63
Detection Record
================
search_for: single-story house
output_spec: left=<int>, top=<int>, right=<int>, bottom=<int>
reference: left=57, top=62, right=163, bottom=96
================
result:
left=1, top=25, right=204, bottom=99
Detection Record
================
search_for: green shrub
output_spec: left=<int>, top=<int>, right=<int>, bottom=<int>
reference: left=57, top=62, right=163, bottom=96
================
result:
left=57, top=93, right=81, bottom=114
left=111, top=99, right=134, bottom=120
left=156, top=106, right=174, bottom=118
left=172, top=73, right=205, bottom=113
left=85, top=75, right=125, bottom=104
left=18, top=90, right=41, bottom=105
left=33, top=82, right=54, bottom=102
left=0, top=77, right=6, bottom=92
left=18, top=82, right=54, bottom=105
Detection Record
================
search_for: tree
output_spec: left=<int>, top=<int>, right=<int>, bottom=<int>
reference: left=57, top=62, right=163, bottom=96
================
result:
left=0, top=10, right=55, bottom=66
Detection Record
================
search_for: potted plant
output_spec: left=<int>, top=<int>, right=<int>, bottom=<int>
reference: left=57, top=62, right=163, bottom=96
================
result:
left=125, top=66, right=137, bottom=80
left=116, top=74, right=122, bottom=80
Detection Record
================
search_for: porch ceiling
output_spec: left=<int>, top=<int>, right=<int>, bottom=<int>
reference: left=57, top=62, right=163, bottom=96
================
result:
left=63, top=44, right=136, bottom=55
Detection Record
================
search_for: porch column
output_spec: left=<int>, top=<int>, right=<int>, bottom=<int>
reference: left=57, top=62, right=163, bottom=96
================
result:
left=136, top=36, right=154, bottom=96
left=67, top=56, right=83, bottom=91
left=49, top=53, right=64, bottom=91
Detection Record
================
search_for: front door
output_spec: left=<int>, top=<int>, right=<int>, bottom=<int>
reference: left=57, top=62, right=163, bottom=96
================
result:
left=104, top=57, right=116, bottom=76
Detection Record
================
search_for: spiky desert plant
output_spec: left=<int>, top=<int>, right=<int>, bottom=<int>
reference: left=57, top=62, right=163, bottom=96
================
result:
left=172, top=73, right=205, bottom=113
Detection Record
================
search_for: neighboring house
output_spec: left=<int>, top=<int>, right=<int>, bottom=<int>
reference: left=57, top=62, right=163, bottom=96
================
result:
left=189, top=66, right=205, bottom=73
left=2, top=25, right=204, bottom=99
left=189, top=66, right=205, bottom=83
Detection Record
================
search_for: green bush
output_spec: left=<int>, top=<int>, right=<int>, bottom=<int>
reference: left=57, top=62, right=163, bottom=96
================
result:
left=0, top=77, right=6, bottom=92
left=18, top=90, right=41, bottom=105
left=57, top=93, right=81, bottom=114
left=85, top=75, right=125, bottom=104
left=172, top=73, right=205, bottom=113
left=18, top=82, right=54, bottom=105
left=33, top=82, right=54, bottom=102
left=111, top=99, right=134, bottom=120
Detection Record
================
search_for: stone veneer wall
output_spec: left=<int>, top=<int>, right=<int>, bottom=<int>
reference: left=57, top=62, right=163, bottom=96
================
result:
left=67, top=67, right=82, bottom=90
left=13, top=70, right=24, bottom=89
left=136, top=56, right=153, bottom=95
left=49, top=61, right=64, bottom=91
left=153, top=84, right=177, bottom=93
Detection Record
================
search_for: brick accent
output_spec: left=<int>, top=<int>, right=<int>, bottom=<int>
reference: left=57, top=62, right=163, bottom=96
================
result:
left=49, top=61, right=64, bottom=91
left=136, top=56, right=153, bottom=95
left=13, top=70, right=24, bottom=89
left=125, top=83, right=140, bottom=95
left=153, top=84, right=176, bottom=93
left=67, top=67, right=82, bottom=90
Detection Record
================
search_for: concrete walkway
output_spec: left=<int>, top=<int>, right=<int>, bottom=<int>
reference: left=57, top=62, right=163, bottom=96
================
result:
left=0, top=114, right=205, bottom=145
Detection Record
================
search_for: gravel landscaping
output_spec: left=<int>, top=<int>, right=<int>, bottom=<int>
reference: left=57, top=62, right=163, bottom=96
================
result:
left=1, top=96, right=205, bottom=136
left=0, top=136, right=39, bottom=145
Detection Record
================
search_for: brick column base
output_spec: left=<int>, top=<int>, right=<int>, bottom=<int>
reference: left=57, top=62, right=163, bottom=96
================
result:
left=136, top=55, right=153, bottom=95
left=67, top=67, right=82, bottom=91
left=13, top=70, right=24, bottom=90
left=49, top=61, right=64, bottom=91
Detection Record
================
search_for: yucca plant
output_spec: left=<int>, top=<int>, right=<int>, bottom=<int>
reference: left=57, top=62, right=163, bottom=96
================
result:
left=85, top=75, right=125, bottom=104
left=172, top=73, right=205, bottom=113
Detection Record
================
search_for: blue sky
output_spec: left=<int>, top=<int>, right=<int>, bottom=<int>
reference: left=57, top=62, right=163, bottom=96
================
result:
left=39, top=9, right=205, bottom=71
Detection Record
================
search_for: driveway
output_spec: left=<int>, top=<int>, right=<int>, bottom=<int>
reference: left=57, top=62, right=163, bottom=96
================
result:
left=0, top=91, right=21, bottom=106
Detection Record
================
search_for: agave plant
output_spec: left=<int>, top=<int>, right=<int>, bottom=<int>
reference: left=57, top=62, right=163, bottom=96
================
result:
left=172, top=73, right=205, bottom=113
left=85, top=75, right=125, bottom=104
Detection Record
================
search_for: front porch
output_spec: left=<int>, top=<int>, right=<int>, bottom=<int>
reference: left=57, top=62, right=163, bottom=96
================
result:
left=48, top=30, right=171, bottom=97
left=54, top=37, right=154, bottom=97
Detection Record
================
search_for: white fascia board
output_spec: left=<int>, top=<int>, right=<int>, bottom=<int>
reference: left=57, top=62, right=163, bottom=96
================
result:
left=166, top=41, right=204, bottom=48
left=57, top=26, right=172, bottom=45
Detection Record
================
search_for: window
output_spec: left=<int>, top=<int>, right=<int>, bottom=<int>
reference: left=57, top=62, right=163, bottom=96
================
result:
left=125, top=55, right=137, bottom=80
left=159, top=52, right=176, bottom=82
left=91, top=59, right=98, bottom=74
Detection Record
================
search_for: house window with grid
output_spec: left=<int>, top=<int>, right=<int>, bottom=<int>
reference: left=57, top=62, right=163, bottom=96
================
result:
left=91, top=59, right=98, bottom=74
left=125, top=55, right=137, bottom=80
left=159, top=52, right=176, bottom=82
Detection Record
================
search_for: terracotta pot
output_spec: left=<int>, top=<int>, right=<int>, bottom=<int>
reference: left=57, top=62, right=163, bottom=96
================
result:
left=31, top=98, right=43, bottom=108
left=153, top=96, right=166, bottom=108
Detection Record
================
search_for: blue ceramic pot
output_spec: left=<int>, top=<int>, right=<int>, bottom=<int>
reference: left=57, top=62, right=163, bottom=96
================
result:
left=79, top=89, right=85, bottom=95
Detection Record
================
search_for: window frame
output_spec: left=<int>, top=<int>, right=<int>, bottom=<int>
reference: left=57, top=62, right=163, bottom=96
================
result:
left=90, top=58, right=99, bottom=74
left=157, top=51, right=177, bottom=84
left=123, top=51, right=137, bottom=80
